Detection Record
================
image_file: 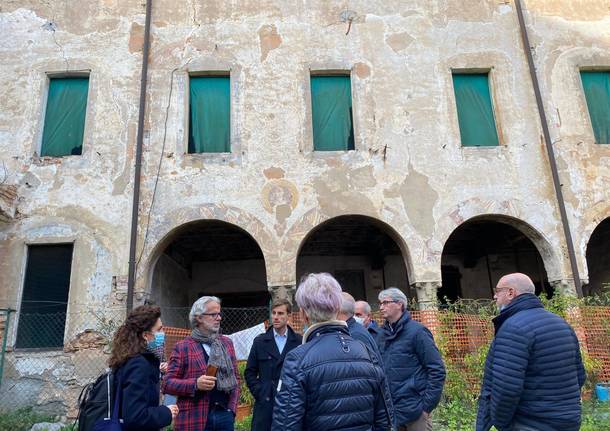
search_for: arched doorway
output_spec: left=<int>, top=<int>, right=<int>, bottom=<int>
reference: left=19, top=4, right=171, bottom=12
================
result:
left=149, top=220, right=269, bottom=330
left=440, top=218, right=552, bottom=301
left=585, top=217, right=610, bottom=296
left=296, top=215, right=410, bottom=303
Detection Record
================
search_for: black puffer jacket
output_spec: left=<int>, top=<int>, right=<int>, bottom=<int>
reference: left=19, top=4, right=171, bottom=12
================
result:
left=271, top=321, right=394, bottom=431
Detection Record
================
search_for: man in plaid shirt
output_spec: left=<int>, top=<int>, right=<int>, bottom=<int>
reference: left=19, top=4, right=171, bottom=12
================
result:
left=162, top=296, right=240, bottom=431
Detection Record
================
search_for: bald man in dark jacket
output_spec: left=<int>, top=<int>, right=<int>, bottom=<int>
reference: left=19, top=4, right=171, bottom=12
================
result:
left=476, top=273, right=585, bottom=431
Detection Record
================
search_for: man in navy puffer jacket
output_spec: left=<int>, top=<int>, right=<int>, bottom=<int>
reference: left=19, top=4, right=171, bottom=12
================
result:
left=476, top=273, right=585, bottom=431
left=272, top=273, right=394, bottom=431
left=374, top=288, right=445, bottom=430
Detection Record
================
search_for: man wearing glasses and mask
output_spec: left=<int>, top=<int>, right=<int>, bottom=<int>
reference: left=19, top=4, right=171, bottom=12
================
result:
left=162, top=296, right=240, bottom=431
left=374, top=288, right=446, bottom=431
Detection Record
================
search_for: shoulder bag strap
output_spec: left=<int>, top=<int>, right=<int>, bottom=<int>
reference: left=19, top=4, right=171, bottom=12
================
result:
left=111, top=370, right=123, bottom=421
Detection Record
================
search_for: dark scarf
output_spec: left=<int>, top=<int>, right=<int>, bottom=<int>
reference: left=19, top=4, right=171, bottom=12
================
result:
left=191, top=327, right=238, bottom=393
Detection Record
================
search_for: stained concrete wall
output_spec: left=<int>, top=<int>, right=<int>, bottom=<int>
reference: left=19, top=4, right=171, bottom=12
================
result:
left=0, top=0, right=608, bottom=352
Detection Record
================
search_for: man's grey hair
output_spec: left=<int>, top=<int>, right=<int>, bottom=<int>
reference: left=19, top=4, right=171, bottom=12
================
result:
left=378, top=287, right=408, bottom=310
left=340, top=292, right=356, bottom=317
left=355, top=300, right=372, bottom=315
left=189, top=296, right=221, bottom=328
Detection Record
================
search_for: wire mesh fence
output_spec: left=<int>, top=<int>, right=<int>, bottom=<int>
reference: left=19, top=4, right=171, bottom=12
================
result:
left=0, top=302, right=608, bottom=421
left=0, top=305, right=271, bottom=418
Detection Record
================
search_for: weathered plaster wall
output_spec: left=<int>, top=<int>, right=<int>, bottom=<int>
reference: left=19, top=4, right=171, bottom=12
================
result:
left=134, top=0, right=580, bottom=301
left=1, top=0, right=609, bottom=416
left=0, top=0, right=608, bottom=344
left=524, top=0, right=610, bottom=284
left=0, top=1, right=144, bottom=346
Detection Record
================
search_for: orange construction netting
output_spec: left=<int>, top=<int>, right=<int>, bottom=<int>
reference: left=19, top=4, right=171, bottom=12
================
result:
left=163, top=306, right=610, bottom=385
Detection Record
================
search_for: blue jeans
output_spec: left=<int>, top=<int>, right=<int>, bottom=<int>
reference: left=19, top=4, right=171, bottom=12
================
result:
left=204, top=409, right=234, bottom=431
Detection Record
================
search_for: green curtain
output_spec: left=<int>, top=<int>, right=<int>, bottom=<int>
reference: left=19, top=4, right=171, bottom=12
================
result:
left=189, top=76, right=231, bottom=153
left=452, top=74, right=499, bottom=147
left=41, top=77, right=89, bottom=156
left=580, top=71, right=610, bottom=145
left=311, top=76, right=355, bottom=151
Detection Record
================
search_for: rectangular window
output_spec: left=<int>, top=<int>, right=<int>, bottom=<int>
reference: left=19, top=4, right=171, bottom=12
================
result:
left=189, top=75, right=231, bottom=153
left=452, top=73, right=499, bottom=147
left=41, top=77, right=89, bottom=156
left=16, top=244, right=73, bottom=349
left=311, top=75, right=355, bottom=151
left=580, top=71, right=610, bottom=145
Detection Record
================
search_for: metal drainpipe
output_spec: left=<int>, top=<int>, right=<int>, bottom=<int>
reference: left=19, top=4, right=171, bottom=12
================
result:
left=127, top=0, right=153, bottom=314
left=514, top=0, right=583, bottom=297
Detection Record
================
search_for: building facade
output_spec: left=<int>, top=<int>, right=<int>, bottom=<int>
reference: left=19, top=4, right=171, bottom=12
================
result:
left=0, top=0, right=609, bottom=366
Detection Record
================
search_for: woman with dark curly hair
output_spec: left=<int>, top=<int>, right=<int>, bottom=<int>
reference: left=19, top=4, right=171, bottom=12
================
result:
left=108, top=305, right=178, bottom=430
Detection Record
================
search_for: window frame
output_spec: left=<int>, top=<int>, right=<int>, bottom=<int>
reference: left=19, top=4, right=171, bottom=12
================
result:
left=178, top=68, right=244, bottom=165
left=579, top=68, right=610, bottom=145
left=303, top=68, right=360, bottom=156
left=37, top=71, right=92, bottom=158
left=14, top=241, right=76, bottom=351
left=450, top=68, right=502, bottom=148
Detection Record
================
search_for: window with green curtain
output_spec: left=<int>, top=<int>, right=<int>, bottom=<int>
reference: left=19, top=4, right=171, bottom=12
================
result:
left=189, top=75, right=231, bottom=153
left=41, top=77, right=89, bottom=156
left=452, top=73, right=499, bottom=147
left=580, top=71, right=610, bottom=145
left=16, top=244, right=73, bottom=349
left=311, top=75, right=355, bottom=151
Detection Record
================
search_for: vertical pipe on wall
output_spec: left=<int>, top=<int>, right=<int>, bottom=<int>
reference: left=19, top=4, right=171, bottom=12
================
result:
left=514, top=0, right=583, bottom=297
left=127, top=0, right=153, bottom=314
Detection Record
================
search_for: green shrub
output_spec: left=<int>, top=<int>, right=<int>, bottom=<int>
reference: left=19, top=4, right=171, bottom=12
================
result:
left=581, top=401, right=610, bottom=431
left=235, top=414, right=252, bottom=430
left=238, top=361, right=254, bottom=406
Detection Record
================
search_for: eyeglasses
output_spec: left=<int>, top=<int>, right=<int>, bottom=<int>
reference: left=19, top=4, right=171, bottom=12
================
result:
left=379, top=300, right=399, bottom=307
left=201, top=312, right=223, bottom=319
left=493, top=287, right=510, bottom=294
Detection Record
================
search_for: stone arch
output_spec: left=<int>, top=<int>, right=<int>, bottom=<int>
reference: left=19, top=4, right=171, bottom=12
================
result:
left=139, top=204, right=278, bottom=297
left=279, top=209, right=414, bottom=302
left=579, top=201, right=610, bottom=284
left=584, top=216, right=610, bottom=296
left=435, top=199, right=564, bottom=283
left=440, top=214, right=562, bottom=300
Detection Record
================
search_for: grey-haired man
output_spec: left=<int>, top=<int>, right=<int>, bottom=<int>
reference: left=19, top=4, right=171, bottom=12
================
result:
left=374, top=287, right=445, bottom=431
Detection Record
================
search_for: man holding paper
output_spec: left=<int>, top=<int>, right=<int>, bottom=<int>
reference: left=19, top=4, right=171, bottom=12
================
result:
left=162, top=296, right=240, bottom=431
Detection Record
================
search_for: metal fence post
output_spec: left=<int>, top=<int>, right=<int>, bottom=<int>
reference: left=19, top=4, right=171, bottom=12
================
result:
left=0, top=308, right=15, bottom=388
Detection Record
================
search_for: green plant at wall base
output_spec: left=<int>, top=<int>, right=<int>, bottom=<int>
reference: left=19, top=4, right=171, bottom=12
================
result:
left=238, top=361, right=254, bottom=406
left=0, top=407, right=55, bottom=431
left=581, top=401, right=610, bottom=431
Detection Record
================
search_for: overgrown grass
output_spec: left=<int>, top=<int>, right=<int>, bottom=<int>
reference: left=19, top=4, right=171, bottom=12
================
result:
left=432, top=400, right=610, bottom=430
